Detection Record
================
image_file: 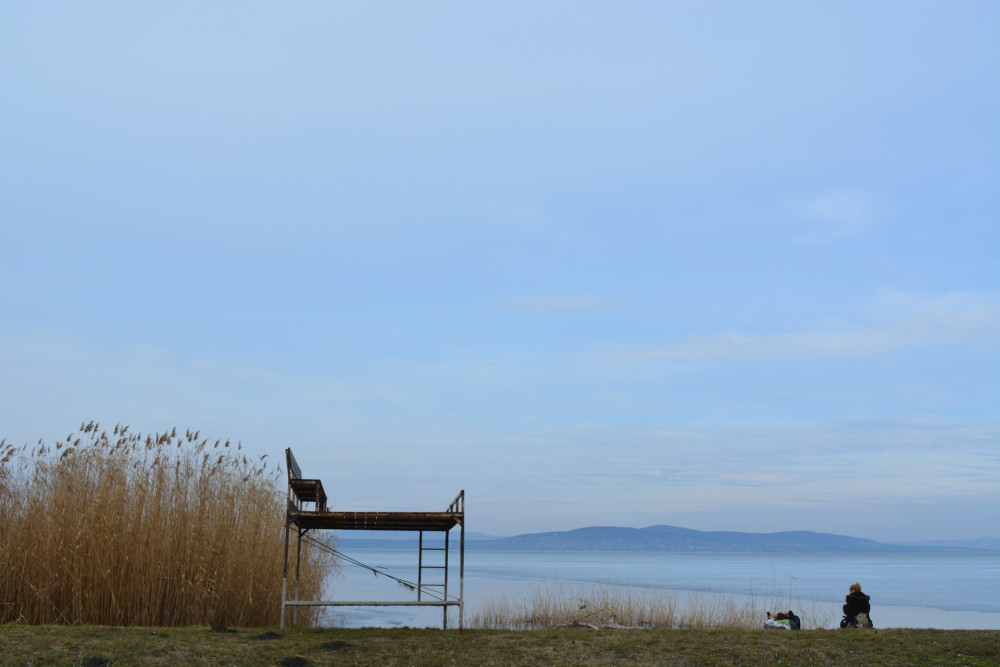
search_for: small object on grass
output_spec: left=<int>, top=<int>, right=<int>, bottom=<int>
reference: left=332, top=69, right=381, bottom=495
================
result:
left=210, top=625, right=238, bottom=633
left=320, top=640, right=354, bottom=651
left=279, top=657, right=310, bottom=666
left=253, top=631, right=282, bottom=640
left=82, top=658, right=112, bottom=667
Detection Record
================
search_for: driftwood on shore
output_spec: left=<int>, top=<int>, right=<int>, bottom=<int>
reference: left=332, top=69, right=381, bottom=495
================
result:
left=553, top=608, right=647, bottom=630
left=554, top=621, right=643, bottom=630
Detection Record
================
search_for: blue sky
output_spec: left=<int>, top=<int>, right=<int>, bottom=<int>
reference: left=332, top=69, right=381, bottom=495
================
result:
left=2, top=2, right=997, bottom=541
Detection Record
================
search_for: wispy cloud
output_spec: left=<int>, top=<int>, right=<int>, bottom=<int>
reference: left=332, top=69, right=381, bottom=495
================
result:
left=491, top=296, right=618, bottom=313
left=864, top=288, right=1000, bottom=319
left=462, top=417, right=1000, bottom=537
left=598, top=296, right=999, bottom=361
left=792, top=188, right=889, bottom=245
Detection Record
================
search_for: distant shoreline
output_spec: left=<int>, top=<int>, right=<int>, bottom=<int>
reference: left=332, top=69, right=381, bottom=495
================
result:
left=333, top=524, right=1000, bottom=554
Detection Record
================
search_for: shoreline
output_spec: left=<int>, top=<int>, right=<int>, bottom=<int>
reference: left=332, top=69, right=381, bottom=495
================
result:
left=321, top=579, right=1000, bottom=630
left=321, top=548, right=1000, bottom=630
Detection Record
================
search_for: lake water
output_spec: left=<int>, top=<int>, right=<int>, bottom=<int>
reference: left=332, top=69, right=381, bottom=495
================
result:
left=312, top=549, right=1000, bottom=630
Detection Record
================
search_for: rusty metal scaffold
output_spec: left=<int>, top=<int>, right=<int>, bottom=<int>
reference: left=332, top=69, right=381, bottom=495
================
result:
left=281, top=448, right=465, bottom=631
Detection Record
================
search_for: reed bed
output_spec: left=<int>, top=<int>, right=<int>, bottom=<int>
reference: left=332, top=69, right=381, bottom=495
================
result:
left=469, top=584, right=833, bottom=630
left=0, top=423, right=335, bottom=627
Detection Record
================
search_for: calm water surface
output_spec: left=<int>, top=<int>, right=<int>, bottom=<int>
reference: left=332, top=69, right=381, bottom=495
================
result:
left=315, top=549, right=1000, bottom=630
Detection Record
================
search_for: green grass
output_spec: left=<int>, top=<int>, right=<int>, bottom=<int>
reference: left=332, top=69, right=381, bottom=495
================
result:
left=1, top=623, right=997, bottom=666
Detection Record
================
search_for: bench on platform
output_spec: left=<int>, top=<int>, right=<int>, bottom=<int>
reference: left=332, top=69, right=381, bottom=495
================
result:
left=286, top=448, right=327, bottom=512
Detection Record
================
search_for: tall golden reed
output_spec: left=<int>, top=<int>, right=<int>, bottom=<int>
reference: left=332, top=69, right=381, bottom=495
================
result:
left=0, top=423, right=334, bottom=627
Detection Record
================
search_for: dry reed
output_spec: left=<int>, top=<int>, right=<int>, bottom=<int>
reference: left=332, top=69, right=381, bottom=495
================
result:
left=0, top=423, right=335, bottom=627
left=469, top=584, right=833, bottom=630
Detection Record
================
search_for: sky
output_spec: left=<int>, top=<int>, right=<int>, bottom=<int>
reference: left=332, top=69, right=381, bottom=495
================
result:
left=1, top=2, right=997, bottom=542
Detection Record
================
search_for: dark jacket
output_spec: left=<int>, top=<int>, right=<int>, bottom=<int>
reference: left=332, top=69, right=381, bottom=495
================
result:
left=843, top=590, right=871, bottom=618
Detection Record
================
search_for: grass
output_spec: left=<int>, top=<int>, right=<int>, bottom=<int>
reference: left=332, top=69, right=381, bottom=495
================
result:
left=0, top=424, right=335, bottom=628
left=469, top=584, right=834, bottom=630
left=0, top=623, right=997, bottom=666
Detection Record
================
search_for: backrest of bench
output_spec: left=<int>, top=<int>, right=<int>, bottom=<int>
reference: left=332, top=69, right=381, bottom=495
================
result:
left=286, top=448, right=302, bottom=481
left=285, top=448, right=327, bottom=512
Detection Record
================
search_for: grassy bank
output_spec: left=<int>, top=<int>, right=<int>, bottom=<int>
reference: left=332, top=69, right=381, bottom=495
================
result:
left=1, top=624, right=997, bottom=666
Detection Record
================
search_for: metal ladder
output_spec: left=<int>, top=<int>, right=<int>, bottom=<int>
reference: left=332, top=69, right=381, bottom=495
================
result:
left=417, top=530, right=450, bottom=626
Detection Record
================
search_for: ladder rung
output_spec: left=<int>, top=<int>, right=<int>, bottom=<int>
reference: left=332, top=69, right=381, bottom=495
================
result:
left=420, top=565, right=446, bottom=569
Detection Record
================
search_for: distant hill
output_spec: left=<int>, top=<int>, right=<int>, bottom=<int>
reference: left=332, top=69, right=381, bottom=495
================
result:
left=335, top=525, right=998, bottom=553
left=469, top=526, right=999, bottom=553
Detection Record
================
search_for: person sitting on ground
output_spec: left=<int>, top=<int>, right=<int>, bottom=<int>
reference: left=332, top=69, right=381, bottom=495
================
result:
left=842, top=582, right=873, bottom=628
left=765, top=610, right=800, bottom=629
